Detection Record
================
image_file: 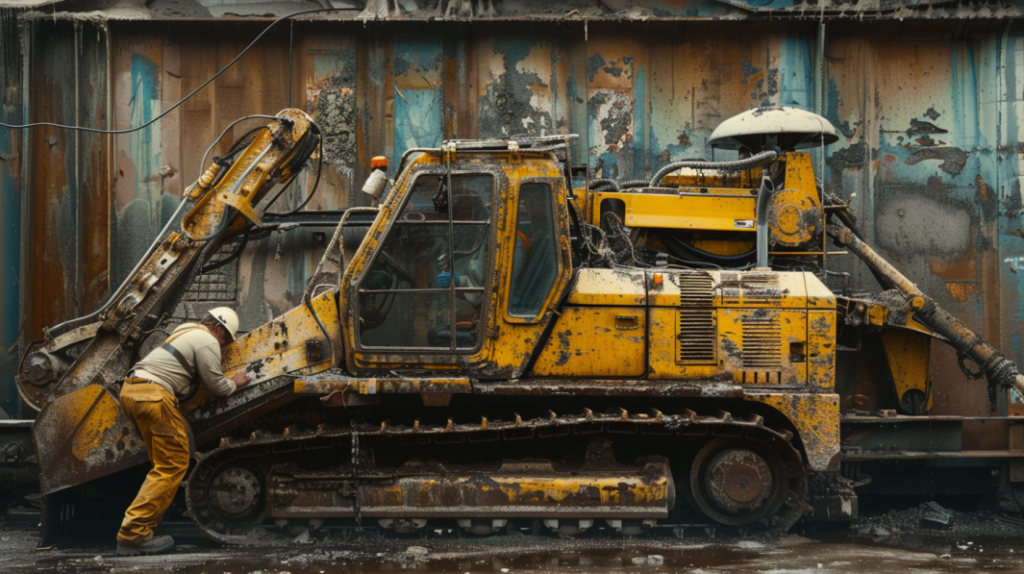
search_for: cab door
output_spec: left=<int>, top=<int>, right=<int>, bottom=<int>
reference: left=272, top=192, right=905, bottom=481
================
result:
left=487, top=174, right=575, bottom=378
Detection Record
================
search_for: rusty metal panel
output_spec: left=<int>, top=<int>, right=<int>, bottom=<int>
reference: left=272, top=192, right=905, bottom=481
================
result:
left=357, top=31, right=393, bottom=185
left=15, top=18, right=109, bottom=417
left=77, top=29, right=111, bottom=320
left=0, top=10, right=23, bottom=417
left=25, top=22, right=81, bottom=341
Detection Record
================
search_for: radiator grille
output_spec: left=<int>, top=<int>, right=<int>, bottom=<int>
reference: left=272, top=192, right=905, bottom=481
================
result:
left=678, top=308, right=717, bottom=364
left=674, top=272, right=715, bottom=307
left=741, top=314, right=782, bottom=368
left=721, top=271, right=781, bottom=305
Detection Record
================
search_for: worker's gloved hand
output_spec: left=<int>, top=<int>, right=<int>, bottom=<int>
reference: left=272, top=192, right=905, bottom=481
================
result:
left=437, top=272, right=460, bottom=287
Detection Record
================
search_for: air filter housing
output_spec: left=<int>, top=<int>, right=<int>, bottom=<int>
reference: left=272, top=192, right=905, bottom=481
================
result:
left=709, top=106, right=838, bottom=153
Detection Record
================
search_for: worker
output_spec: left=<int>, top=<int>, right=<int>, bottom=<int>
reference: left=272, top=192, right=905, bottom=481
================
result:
left=115, top=308, right=251, bottom=556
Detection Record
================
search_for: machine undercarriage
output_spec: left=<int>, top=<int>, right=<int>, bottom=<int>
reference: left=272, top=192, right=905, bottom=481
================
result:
left=183, top=401, right=807, bottom=542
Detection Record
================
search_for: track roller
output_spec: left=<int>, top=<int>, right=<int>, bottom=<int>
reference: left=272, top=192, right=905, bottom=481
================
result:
left=457, top=518, right=508, bottom=536
left=605, top=519, right=657, bottom=536
left=543, top=519, right=594, bottom=537
left=379, top=518, right=427, bottom=534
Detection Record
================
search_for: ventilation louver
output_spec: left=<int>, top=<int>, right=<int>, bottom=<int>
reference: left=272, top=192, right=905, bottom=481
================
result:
left=741, top=313, right=782, bottom=369
left=675, top=272, right=716, bottom=365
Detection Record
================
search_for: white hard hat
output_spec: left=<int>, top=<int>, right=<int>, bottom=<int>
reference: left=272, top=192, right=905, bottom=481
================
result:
left=208, top=307, right=240, bottom=340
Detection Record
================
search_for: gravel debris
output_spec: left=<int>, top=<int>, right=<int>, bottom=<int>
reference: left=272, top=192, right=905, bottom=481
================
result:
left=853, top=502, right=1024, bottom=538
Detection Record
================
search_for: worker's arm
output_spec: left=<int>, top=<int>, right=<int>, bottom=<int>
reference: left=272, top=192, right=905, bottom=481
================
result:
left=194, top=344, right=248, bottom=397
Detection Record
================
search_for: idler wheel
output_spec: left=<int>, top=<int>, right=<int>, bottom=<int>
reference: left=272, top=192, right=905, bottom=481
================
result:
left=689, top=438, right=788, bottom=526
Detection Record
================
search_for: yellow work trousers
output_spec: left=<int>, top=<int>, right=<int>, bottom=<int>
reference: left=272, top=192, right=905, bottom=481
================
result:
left=116, top=382, right=191, bottom=545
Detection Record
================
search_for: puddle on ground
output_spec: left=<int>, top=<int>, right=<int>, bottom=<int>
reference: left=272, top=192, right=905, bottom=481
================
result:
left=8, top=529, right=1024, bottom=574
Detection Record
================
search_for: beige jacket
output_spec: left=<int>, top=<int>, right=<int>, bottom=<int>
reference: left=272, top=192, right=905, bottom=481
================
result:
left=134, top=323, right=236, bottom=398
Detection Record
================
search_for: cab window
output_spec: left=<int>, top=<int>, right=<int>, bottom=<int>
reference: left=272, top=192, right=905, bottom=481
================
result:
left=508, top=182, right=559, bottom=318
left=358, top=173, right=493, bottom=350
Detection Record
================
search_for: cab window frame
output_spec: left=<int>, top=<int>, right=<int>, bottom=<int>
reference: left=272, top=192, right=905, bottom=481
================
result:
left=353, top=165, right=503, bottom=354
left=503, top=177, right=566, bottom=325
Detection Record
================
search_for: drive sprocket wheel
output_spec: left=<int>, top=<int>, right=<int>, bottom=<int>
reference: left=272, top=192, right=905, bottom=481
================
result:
left=689, top=436, right=807, bottom=531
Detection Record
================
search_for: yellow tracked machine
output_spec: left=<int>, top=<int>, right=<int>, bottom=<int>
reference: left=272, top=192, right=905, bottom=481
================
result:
left=18, top=106, right=1024, bottom=542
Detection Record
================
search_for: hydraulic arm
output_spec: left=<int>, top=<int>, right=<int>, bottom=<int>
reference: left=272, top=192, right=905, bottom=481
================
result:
left=18, top=110, right=318, bottom=411
left=827, top=223, right=1024, bottom=407
left=19, top=110, right=321, bottom=495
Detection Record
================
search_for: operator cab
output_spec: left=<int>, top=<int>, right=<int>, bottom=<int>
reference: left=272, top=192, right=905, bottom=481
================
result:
left=340, top=137, right=576, bottom=378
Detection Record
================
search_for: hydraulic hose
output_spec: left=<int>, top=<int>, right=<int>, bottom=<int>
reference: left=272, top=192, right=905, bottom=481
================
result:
left=649, top=150, right=779, bottom=187
left=619, top=180, right=650, bottom=189
left=590, top=179, right=621, bottom=192
left=656, top=229, right=756, bottom=266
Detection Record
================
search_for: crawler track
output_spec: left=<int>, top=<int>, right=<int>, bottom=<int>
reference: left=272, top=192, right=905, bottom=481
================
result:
left=186, top=407, right=808, bottom=544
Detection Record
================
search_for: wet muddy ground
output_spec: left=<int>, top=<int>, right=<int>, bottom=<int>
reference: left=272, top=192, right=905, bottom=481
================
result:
left=3, top=519, right=1024, bottom=574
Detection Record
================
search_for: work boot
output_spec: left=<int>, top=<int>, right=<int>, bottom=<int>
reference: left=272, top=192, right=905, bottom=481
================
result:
left=116, top=535, right=175, bottom=556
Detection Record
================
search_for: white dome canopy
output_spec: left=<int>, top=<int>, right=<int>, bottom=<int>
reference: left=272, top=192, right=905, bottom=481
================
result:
left=709, top=106, right=839, bottom=152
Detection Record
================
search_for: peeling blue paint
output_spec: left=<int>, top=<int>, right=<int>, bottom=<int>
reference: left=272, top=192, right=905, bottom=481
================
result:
left=395, top=88, right=444, bottom=161
left=633, top=64, right=647, bottom=178
left=393, top=41, right=444, bottom=168
left=779, top=37, right=813, bottom=110
left=566, top=71, right=587, bottom=165
left=111, top=54, right=163, bottom=289
left=0, top=99, right=20, bottom=417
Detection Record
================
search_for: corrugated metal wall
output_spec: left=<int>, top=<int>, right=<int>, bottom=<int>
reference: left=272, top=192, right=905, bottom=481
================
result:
left=0, top=10, right=24, bottom=418
left=7, top=18, right=1024, bottom=447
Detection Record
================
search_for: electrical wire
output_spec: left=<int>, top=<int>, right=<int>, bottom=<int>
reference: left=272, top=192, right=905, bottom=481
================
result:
left=0, top=8, right=340, bottom=134
left=197, top=115, right=281, bottom=182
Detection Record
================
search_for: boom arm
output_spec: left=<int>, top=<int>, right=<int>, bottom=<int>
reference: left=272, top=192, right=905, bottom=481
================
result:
left=827, top=223, right=1024, bottom=406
